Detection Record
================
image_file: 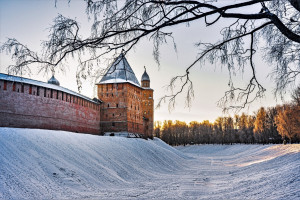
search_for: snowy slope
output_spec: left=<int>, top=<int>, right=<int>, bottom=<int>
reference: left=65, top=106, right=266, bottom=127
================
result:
left=0, top=128, right=186, bottom=199
left=175, top=144, right=300, bottom=200
left=0, top=128, right=299, bottom=200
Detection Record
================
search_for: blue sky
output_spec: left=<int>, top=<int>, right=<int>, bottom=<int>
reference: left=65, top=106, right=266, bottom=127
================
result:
left=0, top=0, right=291, bottom=123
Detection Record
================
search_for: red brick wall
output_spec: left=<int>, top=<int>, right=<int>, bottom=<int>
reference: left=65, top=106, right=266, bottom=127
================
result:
left=126, top=84, right=143, bottom=134
left=97, top=82, right=143, bottom=134
left=0, top=80, right=101, bottom=134
left=141, top=86, right=154, bottom=137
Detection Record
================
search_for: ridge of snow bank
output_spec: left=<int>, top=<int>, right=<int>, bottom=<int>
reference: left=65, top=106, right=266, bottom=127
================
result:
left=0, top=128, right=186, bottom=199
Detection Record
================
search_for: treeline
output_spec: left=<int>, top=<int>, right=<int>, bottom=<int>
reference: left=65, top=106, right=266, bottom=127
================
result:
left=154, top=87, right=300, bottom=145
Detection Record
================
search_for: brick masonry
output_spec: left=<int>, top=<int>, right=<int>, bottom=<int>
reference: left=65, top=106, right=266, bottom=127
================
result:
left=0, top=80, right=101, bottom=134
left=97, top=83, right=144, bottom=134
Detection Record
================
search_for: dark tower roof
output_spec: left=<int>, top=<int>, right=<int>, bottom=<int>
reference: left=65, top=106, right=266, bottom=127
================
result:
left=48, top=75, right=60, bottom=86
left=99, top=53, right=140, bottom=87
left=141, top=66, right=150, bottom=81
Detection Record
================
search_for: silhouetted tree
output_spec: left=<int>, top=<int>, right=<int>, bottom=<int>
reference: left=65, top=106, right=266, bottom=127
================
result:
left=154, top=121, right=162, bottom=138
left=2, top=0, right=300, bottom=110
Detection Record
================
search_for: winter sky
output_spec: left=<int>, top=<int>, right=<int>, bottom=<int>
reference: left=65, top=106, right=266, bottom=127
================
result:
left=0, top=0, right=293, bottom=123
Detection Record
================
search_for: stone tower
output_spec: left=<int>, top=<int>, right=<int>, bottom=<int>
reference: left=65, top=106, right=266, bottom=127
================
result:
left=97, top=53, right=144, bottom=135
left=141, top=67, right=154, bottom=137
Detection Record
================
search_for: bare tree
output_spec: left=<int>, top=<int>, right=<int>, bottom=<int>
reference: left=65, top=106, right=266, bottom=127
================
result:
left=1, top=0, right=300, bottom=110
left=291, top=85, right=300, bottom=105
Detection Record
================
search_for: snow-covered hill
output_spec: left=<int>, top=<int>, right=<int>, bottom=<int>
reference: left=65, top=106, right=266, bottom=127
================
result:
left=0, top=128, right=299, bottom=199
left=0, top=128, right=186, bottom=199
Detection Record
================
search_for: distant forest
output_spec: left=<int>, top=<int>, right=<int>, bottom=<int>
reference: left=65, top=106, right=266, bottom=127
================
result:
left=154, top=87, right=300, bottom=145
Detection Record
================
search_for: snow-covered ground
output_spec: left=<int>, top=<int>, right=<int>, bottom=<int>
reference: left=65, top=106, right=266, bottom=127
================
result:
left=0, top=128, right=299, bottom=199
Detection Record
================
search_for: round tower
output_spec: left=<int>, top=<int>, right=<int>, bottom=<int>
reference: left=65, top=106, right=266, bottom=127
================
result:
left=141, top=66, right=154, bottom=138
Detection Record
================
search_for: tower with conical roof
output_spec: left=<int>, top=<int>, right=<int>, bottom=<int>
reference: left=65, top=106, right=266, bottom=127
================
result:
left=97, top=53, right=145, bottom=136
left=141, top=67, right=154, bottom=137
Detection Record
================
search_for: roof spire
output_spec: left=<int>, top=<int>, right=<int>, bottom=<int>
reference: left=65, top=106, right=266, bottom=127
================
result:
left=141, top=66, right=150, bottom=82
left=98, top=52, right=140, bottom=86
left=48, top=75, right=60, bottom=86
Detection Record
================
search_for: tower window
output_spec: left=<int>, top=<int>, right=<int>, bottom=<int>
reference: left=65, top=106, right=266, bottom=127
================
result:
left=3, top=81, right=7, bottom=90
left=29, top=85, right=32, bottom=94
left=116, top=103, right=119, bottom=108
left=12, top=82, right=16, bottom=91
left=108, top=104, right=110, bottom=108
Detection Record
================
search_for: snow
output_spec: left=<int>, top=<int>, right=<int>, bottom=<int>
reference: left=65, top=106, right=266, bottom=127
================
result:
left=97, top=78, right=141, bottom=88
left=0, top=128, right=299, bottom=199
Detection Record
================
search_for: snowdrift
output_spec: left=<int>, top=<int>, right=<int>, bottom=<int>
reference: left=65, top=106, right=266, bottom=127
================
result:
left=0, top=128, right=186, bottom=199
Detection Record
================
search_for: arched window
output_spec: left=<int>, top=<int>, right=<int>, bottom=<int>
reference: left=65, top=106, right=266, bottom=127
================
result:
left=108, top=104, right=110, bottom=108
left=116, top=103, right=119, bottom=108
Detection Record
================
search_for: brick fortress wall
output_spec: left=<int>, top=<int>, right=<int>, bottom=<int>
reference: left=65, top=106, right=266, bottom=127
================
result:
left=0, top=80, right=101, bottom=134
